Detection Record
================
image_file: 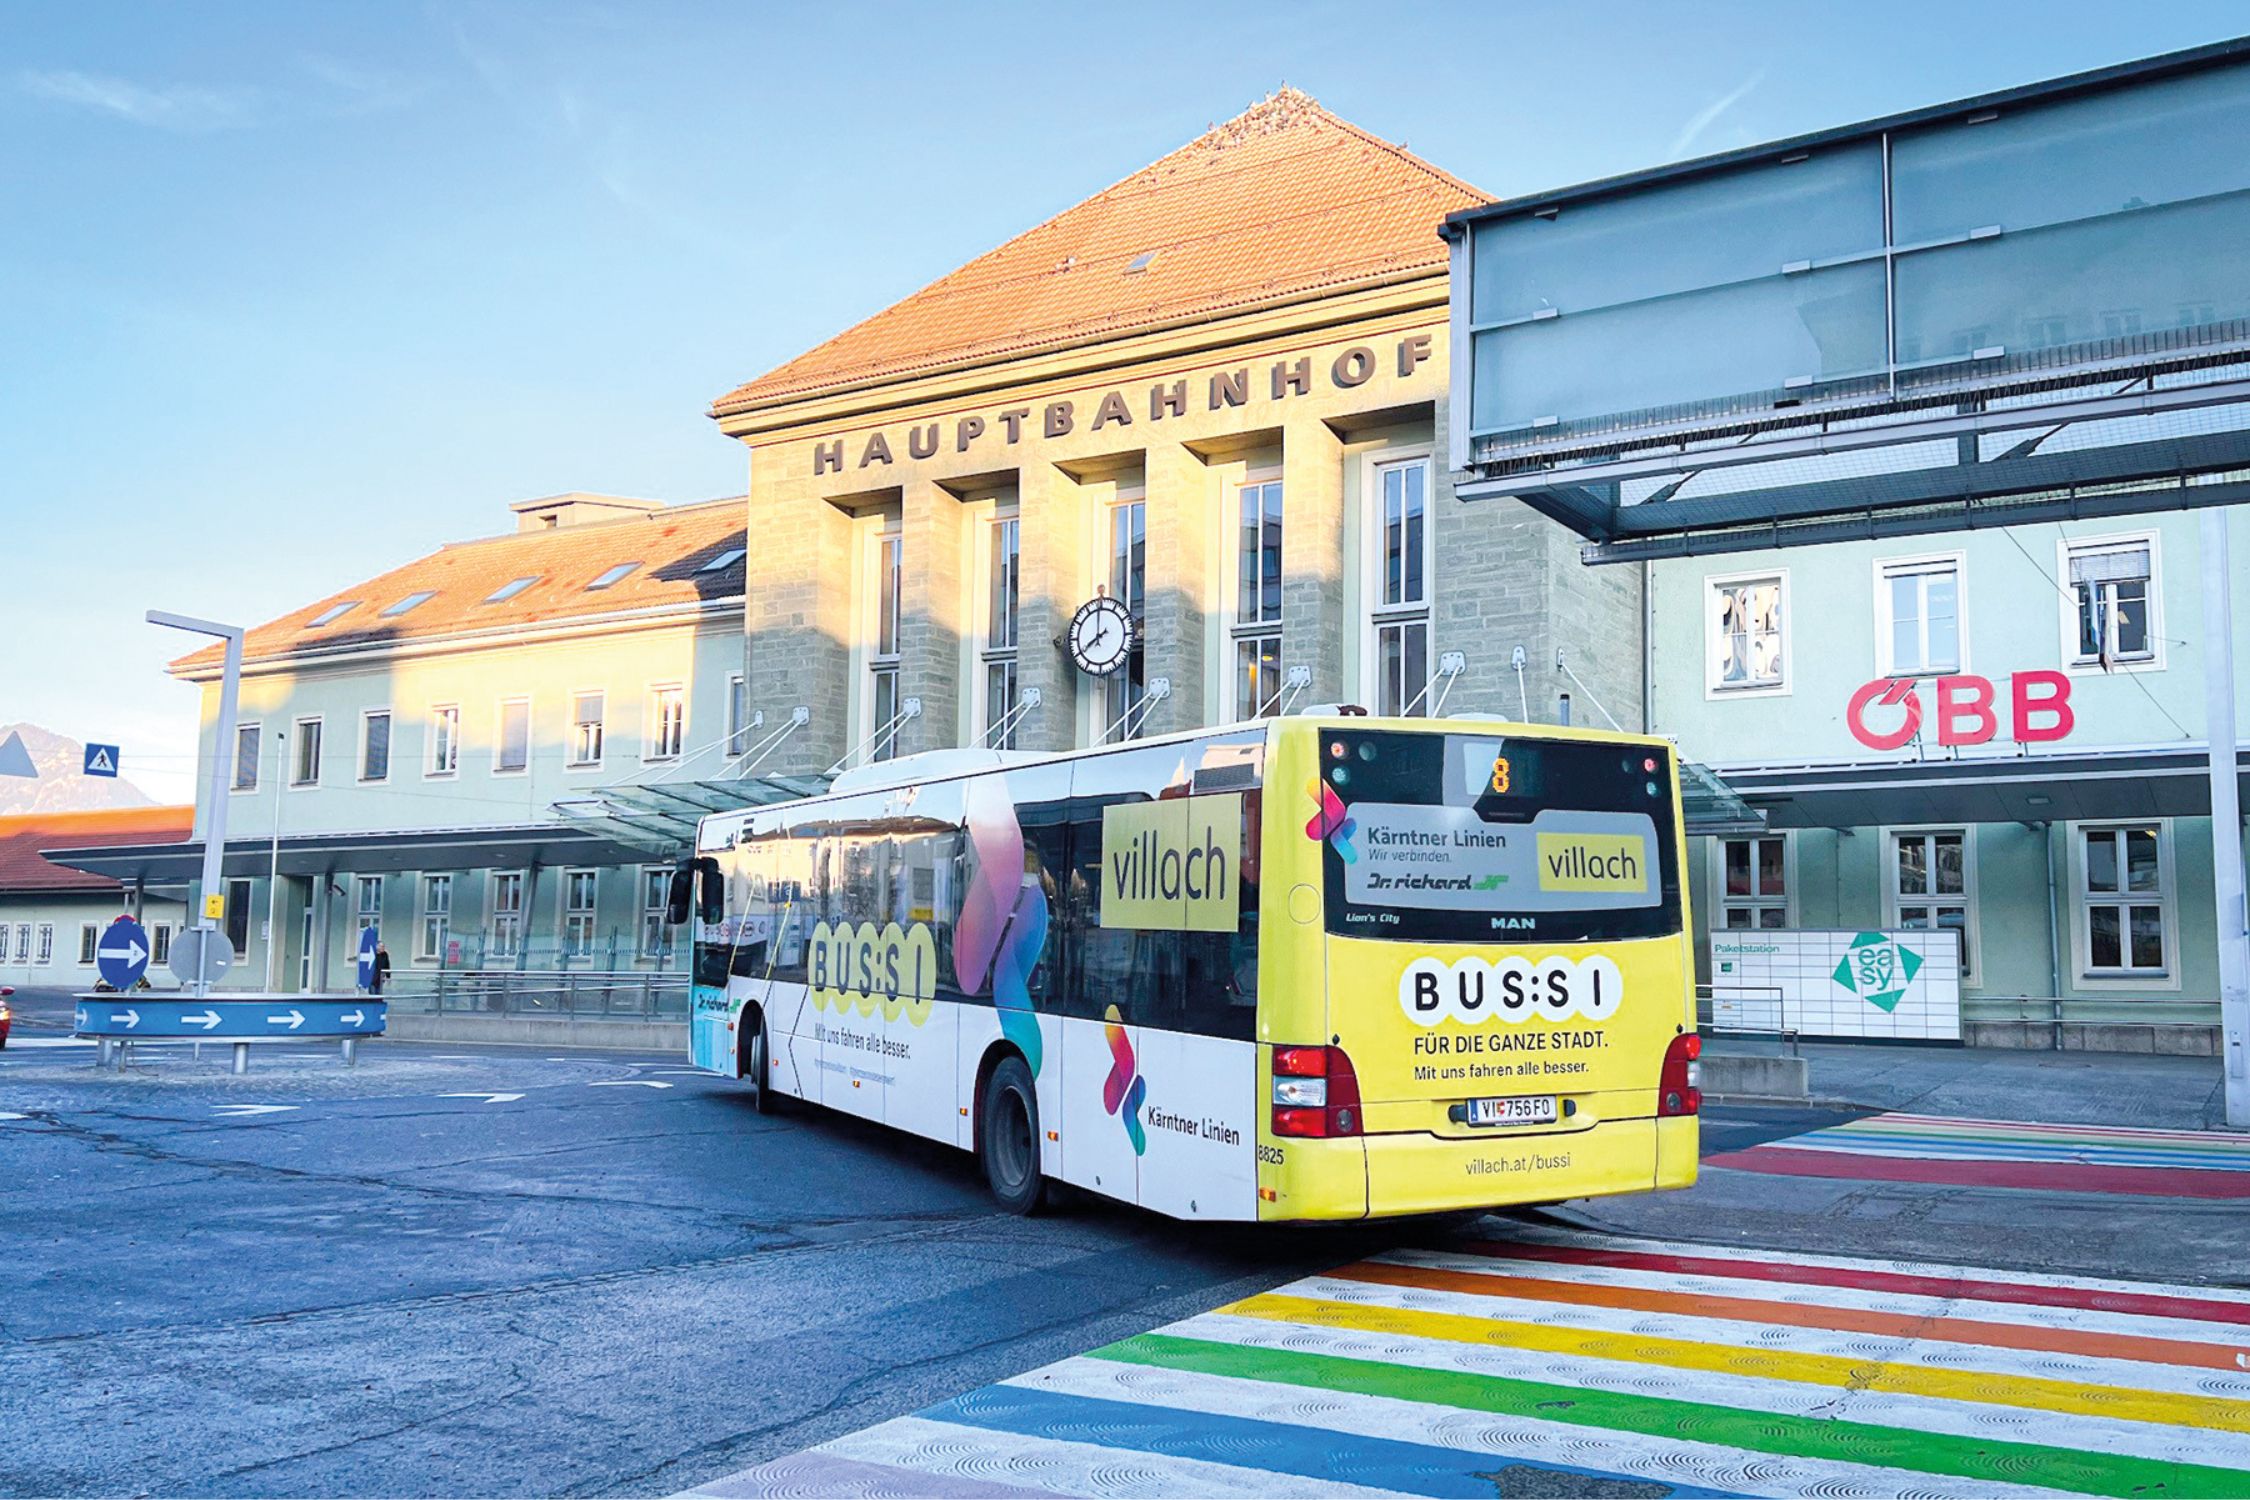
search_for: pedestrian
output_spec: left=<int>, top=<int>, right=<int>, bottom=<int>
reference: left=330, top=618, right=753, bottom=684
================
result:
left=371, top=941, right=391, bottom=996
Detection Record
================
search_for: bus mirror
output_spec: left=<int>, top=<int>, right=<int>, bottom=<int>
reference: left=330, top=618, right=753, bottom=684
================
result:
left=665, top=865, right=694, bottom=926
left=697, top=857, right=725, bottom=924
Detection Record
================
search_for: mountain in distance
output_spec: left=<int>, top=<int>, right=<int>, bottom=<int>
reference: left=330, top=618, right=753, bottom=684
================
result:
left=0, top=722, right=157, bottom=815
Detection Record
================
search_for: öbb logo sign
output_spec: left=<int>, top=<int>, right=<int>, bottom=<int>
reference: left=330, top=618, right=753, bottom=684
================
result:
left=1399, top=954, right=1623, bottom=1026
left=1845, top=672, right=2075, bottom=752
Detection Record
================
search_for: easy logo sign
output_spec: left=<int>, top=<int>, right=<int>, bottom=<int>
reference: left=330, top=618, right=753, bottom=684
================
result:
left=1846, top=672, right=2074, bottom=751
left=1399, top=954, right=1623, bottom=1026
left=1832, top=931, right=1923, bottom=1012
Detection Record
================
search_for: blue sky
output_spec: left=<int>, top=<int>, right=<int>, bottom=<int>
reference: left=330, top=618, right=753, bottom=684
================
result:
left=4, top=0, right=2245, bottom=801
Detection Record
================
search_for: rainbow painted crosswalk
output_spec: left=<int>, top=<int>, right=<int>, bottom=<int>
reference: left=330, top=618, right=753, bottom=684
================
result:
left=689, top=1226, right=2250, bottom=1498
left=1709, top=1112, right=2250, bottom=1198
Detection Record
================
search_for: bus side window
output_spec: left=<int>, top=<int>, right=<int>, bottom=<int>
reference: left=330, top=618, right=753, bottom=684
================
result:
left=1178, top=790, right=1258, bottom=1042
left=1021, top=808, right=1070, bottom=1013
left=1071, top=807, right=1182, bottom=1027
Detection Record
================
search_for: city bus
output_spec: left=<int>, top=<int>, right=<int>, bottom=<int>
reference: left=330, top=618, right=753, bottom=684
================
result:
left=673, top=716, right=1699, bottom=1220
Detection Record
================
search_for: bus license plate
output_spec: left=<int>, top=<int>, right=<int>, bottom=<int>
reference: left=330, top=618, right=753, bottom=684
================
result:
left=1467, top=1095, right=1558, bottom=1128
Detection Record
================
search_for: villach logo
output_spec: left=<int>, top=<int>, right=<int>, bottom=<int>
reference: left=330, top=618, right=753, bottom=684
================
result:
left=1833, top=932, right=1923, bottom=1012
left=1305, top=781, right=1358, bottom=863
left=1102, top=1004, right=1147, bottom=1155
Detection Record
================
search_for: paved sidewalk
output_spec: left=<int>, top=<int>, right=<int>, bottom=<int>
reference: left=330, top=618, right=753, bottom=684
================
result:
left=1711, top=1038, right=2237, bottom=1132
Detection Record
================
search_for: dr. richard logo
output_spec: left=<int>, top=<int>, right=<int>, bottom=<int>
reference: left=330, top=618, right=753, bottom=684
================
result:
left=1399, top=954, right=1623, bottom=1025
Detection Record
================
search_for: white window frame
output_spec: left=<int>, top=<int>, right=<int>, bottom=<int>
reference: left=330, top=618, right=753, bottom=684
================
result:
left=79, top=923, right=100, bottom=966
left=1227, top=471, right=1286, bottom=722
left=231, top=720, right=263, bottom=793
left=1880, top=825, right=1978, bottom=983
left=640, top=866, right=672, bottom=959
left=416, top=873, right=452, bottom=964
left=36, top=923, right=53, bottom=965
left=358, top=708, right=392, bottom=784
left=488, top=870, right=525, bottom=960
left=150, top=923, right=173, bottom=966
left=287, top=717, right=323, bottom=789
left=354, top=875, right=383, bottom=935
left=1708, top=833, right=1797, bottom=930
left=645, top=683, right=686, bottom=763
left=1095, top=488, right=1149, bottom=745
left=1873, top=551, right=1968, bottom=678
left=13, top=922, right=30, bottom=964
left=724, top=673, right=751, bottom=760
left=1704, top=568, right=1792, bottom=699
left=977, top=510, right=1022, bottom=749
left=427, top=704, right=461, bottom=779
left=568, top=688, right=606, bottom=770
left=862, top=523, right=904, bottom=762
left=1361, top=448, right=1436, bottom=716
left=493, top=695, right=532, bottom=777
left=2070, top=819, right=2179, bottom=990
left=2057, top=529, right=2164, bottom=675
left=561, top=867, right=601, bottom=958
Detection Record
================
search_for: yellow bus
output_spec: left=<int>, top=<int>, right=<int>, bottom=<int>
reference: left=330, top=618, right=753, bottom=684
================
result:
left=678, top=716, right=1699, bottom=1219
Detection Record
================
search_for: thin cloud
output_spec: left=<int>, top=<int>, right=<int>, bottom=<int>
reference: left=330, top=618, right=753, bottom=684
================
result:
left=18, top=69, right=261, bottom=131
left=1666, top=70, right=1764, bottom=159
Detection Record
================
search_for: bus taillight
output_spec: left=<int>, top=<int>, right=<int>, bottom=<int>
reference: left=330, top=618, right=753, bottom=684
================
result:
left=1272, top=1046, right=1363, bottom=1138
left=1658, top=1033, right=1702, bottom=1116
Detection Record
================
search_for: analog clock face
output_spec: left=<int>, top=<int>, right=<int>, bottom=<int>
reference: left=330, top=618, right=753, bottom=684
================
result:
left=1069, top=596, right=1135, bottom=677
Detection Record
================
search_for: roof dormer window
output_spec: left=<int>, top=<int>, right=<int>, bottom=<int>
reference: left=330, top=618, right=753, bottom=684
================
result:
left=587, top=562, right=641, bottom=591
left=485, top=576, right=541, bottom=604
left=381, top=591, right=437, bottom=618
left=1124, top=250, right=1160, bottom=274
left=307, top=601, right=361, bottom=628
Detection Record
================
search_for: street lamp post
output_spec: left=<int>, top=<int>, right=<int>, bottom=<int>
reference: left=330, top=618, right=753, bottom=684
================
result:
left=147, top=611, right=243, bottom=1001
left=2201, top=511, right=2250, bottom=1130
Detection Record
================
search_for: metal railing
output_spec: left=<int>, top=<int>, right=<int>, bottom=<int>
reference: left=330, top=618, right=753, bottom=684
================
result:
left=382, top=969, right=688, bottom=1020
left=1697, top=983, right=1799, bottom=1057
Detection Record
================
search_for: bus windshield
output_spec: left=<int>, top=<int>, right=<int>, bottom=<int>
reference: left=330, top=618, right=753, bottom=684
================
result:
left=1319, top=728, right=1681, bottom=944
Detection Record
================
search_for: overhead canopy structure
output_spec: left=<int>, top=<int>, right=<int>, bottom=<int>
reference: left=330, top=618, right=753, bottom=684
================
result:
left=1715, top=743, right=2250, bottom=830
left=550, top=772, right=838, bottom=856
left=1441, top=38, right=2250, bottom=563
left=53, top=823, right=664, bottom=896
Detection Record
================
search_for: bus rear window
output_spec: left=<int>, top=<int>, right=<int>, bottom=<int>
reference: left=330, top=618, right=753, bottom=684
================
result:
left=1317, top=730, right=1682, bottom=943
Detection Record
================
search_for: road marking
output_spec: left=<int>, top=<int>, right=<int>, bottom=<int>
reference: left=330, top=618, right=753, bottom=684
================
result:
left=687, top=1226, right=2250, bottom=1499
left=211, top=1104, right=299, bottom=1118
left=590, top=1080, right=671, bottom=1089
left=439, top=1092, right=525, bottom=1104
left=0, top=1111, right=26, bottom=1120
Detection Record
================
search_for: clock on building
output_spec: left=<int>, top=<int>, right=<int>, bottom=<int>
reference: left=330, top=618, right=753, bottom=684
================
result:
left=1067, top=595, right=1135, bottom=677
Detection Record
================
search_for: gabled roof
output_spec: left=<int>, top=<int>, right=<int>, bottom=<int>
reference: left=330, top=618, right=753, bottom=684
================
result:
left=711, top=88, right=1484, bottom=417
left=170, top=497, right=748, bottom=677
left=1, top=806, right=194, bottom=895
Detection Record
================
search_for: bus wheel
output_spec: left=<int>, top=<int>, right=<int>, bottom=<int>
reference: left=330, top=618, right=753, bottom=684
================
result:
left=979, top=1055, right=1045, bottom=1215
left=747, top=1012, right=781, bottom=1116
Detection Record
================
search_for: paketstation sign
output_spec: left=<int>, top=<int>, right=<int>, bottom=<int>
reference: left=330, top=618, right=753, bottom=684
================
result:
left=1711, top=928, right=1962, bottom=1042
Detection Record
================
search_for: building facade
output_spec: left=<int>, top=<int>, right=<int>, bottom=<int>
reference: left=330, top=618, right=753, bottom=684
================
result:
left=0, top=807, right=191, bottom=991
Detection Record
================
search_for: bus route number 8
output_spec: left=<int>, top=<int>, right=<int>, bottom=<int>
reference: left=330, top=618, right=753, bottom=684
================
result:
left=1489, top=756, right=1512, bottom=795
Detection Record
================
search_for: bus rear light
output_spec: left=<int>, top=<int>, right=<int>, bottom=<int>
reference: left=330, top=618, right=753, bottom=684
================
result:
left=1658, top=1033, right=1702, bottom=1117
left=1272, top=1045, right=1361, bottom=1137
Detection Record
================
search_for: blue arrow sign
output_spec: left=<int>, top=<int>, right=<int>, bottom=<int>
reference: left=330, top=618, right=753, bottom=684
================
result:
left=83, top=743, right=120, bottom=778
left=355, top=926, right=380, bottom=988
left=74, top=999, right=387, bottom=1040
left=94, top=918, right=151, bottom=990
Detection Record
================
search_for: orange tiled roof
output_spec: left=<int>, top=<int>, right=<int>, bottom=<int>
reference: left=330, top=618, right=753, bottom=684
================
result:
left=712, top=88, right=1484, bottom=417
left=0, top=806, right=195, bottom=894
left=170, top=498, right=747, bottom=676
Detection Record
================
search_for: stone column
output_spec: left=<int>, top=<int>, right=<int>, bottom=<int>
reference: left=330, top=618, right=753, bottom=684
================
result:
left=744, top=466, right=853, bottom=776
left=1280, top=416, right=1347, bottom=706
left=898, top=479, right=964, bottom=755
left=1141, top=441, right=1212, bottom=734
left=1015, top=461, right=1085, bottom=753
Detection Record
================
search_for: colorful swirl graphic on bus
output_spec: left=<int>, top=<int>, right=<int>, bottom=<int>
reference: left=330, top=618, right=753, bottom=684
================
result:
left=1305, top=780, right=1358, bottom=863
left=1101, top=1004, right=1147, bottom=1156
left=957, top=775, right=1050, bottom=1075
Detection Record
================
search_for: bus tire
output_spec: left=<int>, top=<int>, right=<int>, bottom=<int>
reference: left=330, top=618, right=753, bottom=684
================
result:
left=745, top=1010, right=782, bottom=1116
left=979, top=1054, right=1045, bottom=1215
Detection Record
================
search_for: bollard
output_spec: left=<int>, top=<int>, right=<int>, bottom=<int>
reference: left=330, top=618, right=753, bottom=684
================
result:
left=115, top=1040, right=131, bottom=1073
left=95, top=1038, right=111, bottom=1069
left=232, top=1041, right=249, bottom=1075
left=341, top=1037, right=357, bottom=1068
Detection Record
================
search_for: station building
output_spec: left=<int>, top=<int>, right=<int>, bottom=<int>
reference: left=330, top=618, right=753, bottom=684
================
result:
left=0, top=807, right=190, bottom=991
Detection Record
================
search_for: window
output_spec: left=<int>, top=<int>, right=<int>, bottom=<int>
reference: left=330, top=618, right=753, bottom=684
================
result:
left=381, top=590, right=436, bottom=617
left=983, top=515, right=1020, bottom=748
left=1707, top=573, right=1787, bottom=694
left=417, top=874, right=452, bottom=962
left=1101, top=496, right=1147, bottom=742
left=587, top=562, right=640, bottom=590
left=868, top=529, right=902, bottom=761
left=232, top=722, right=261, bottom=792
left=1716, top=835, right=1791, bottom=929
left=36, top=923, right=52, bottom=964
left=484, top=576, right=540, bottom=604
left=1371, top=457, right=1433, bottom=716
left=489, top=871, right=524, bottom=960
left=2080, top=824, right=2171, bottom=978
left=641, top=868, right=671, bottom=957
left=570, top=691, right=605, bottom=768
left=725, top=675, right=750, bottom=759
left=1888, top=829, right=1975, bottom=980
left=79, top=923, right=98, bottom=965
left=359, top=710, right=391, bottom=783
left=150, top=924, right=173, bottom=966
left=1877, top=555, right=1963, bottom=676
left=647, top=685, right=685, bottom=761
left=700, top=546, right=746, bottom=573
left=12, top=923, right=29, bottom=963
left=225, top=878, right=252, bottom=953
left=562, top=869, right=600, bottom=958
left=428, top=705, right=460, bottom=777
left=1231, top=478, right=1285, bottom=719
left=2064, top=535, right=2158, bottom=668
left=307, top=600, right=360, bottom=627
left=354, top=875, right=383, bottom=935
left=495, top=697, right=531, bottom=774
left=289, top=718, right=322, bottom=787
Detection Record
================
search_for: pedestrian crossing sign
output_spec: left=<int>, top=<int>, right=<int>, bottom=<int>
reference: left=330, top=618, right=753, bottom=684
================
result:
left=83, top=743, right=120, bottom=778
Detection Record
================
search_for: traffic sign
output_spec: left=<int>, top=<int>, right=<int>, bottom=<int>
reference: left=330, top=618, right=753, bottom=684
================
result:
left=355, top=926, right=379, bottom=989
left=0, top=731, right=33, bottom=779
left=168, top=926, right=235, bottom=986
left=74, top=998, right=386, bottom=1040
left=83, top=743, right=120, bottom=778
left=95, top=917, right=151, bottom=990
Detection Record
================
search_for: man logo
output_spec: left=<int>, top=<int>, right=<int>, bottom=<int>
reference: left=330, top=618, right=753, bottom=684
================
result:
left=1399, top=954, right=1623, bottom=1026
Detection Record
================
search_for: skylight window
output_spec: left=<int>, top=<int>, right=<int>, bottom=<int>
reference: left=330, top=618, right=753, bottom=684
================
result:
left=587, top=562, right=641, bottom=591
left=699, top=547, right=747, bottom=573
left=485, top=575, right=541, bottom=604
left=380, top=591, right=437, bottom=618
left=1124, top=250, right=1160, bottom=274
left=307, top=601, right=360, bottom=628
